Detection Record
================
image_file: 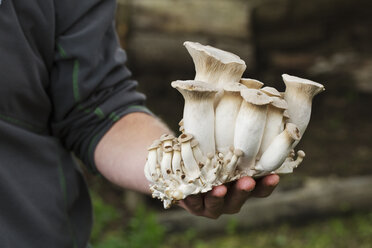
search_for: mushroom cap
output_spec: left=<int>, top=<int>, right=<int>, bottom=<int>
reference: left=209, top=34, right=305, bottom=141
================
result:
left=171, top=80, right=219, bottom=100
left=163, top=145, right=173, bottom=153
left=271, top=96, right=288, bottom=110
left=178, top=119, right=184, bottom=127
left=234, top=149, right=244, bottom=157
left=190, top=139, right=199, bottom=148
left=173, top=144, right=181, bottom=151
left=160, top=133, right=175, bottom=142
left=283, top=109, right=290, bottom=119
left=240, top=89, right=273, bottom=105
left=282, top=74, right=325, bottom=92
left=178, top=133, right=193, bottom=143
left=171, top=80, right=218, bottom=93
left=285, top=123, right=301, bottom=141
left=207, top=153, right=214, bottom=159
left=297, top=150, right=306, bottom=158
left=184, top=41, right=245, bottom=66
left=260, top=86, right=281, bottom=97
left=148, top=140, right=161, bottom=151
left=223, top=82, right=247, bottom=93
left=240, top=78, right=264, bottom=89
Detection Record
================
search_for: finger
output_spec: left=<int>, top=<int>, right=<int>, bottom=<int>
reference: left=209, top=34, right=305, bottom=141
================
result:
left=203, top=185, right=227, bottom=219
left=180, top=194, right=204, bottom=215
left=223, top=176, right=256, bottom=214
left=252, top=174, right=280, bottom=198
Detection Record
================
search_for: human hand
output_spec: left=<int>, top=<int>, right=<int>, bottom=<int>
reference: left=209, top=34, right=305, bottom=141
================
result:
left=178, top=174, right=280, bottom=219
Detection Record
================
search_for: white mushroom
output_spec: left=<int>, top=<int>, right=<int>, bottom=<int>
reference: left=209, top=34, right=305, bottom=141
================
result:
left=144, top=161, right=153, bottom=184
left=184, top=41, right=246, bottom=90
left=200, top=153, right=218, bottom=186
left=178, top=134, right=201, bottom=181
left=275, top=150, right=306, bottom=174
left=145, top=141, right=161, bottom=183
left=282, top=74, right=325, bottom=147
left=260, top=86, right=281, bottom=97
left=257, top=96, right=288, bottom=158
left=160, top=134, right=175, bottom=149
left=191, top=139, right=205, bottom=163
left=215, top=82, right=246, bottom=154
left=255, top=123, right=301, bottom=172
left=234, top=89, right=272, bottom=174
left=160, top=146, right=174, bottom=180
left=171, top=144, right=183, bottom=181
left=222, top=149, right=244, bottom=181
left=281, top=109, right=290, bottom=132
left=240, top=78, right=264, bottom=89
left=144, top=41, right=325, bottom=209
left=171, top=80, right=218, bottom=155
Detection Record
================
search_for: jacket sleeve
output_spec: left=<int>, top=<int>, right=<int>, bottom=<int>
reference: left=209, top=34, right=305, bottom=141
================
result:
left=50, top=0, right=152, bottom=172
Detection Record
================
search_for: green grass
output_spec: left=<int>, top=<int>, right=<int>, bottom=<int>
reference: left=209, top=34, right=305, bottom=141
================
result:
left=164, top=212, right=372, bottom=248
left=90, top=192, right=165, bottom=248
left=90, top=192, right=372, bottom=248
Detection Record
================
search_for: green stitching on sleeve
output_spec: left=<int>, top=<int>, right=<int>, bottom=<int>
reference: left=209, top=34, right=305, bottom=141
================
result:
left=77, top=104, right=92, bottom=114
left=109, top=112, right=120, bottom=122
left=57, top=44, right=67, bottom=58
left=127, top=105, right=149, bottom=112
left=93, top=108, right=105, bottom=119
left=0, top=113, right=45, bottom=133
left=107, top=106, right=152, bottom=123
left=73, top=60, right=80, bottom=102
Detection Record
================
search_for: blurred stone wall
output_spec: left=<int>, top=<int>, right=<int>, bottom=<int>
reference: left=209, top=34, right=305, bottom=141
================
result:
left=115, top=0, right=372, bottom=175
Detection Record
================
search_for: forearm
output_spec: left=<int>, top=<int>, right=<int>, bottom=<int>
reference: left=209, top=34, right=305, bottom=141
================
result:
left=94, top=112, right=171, bottom=194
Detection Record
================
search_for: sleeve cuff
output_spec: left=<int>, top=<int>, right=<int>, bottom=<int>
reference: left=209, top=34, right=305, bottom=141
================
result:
left=85, top=105, right=153, bottom=174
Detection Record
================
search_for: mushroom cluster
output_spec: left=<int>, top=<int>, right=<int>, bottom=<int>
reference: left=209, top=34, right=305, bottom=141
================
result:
left=144, top=41, right=325, bottom=208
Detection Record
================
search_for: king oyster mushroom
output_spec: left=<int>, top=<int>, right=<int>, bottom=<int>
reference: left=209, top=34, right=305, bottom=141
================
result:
left=275, top=150, right=306, bottom=174
left=215, top=82, right=247, bottom=155
left=282, top=74, right=325, bottom=147
left=144, top=41, right=325, bottom=209
left=255, top=123, right=301, bottom=173
left=144, top=141, right=161, bottom=183
left=257, top=95, right=288, bottom=159
left=234, top=89, right=272, bottom=175
left=171, top=80, right=218, bottom=156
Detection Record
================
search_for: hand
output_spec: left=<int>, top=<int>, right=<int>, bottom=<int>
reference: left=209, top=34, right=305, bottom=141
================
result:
left=178, top=174, right=280, bottom=219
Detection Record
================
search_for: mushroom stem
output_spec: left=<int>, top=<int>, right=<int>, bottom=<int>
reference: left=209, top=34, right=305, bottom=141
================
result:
left=146, top=144, right=160, bottom=182
left=144, top=160, right=153, bottom=183
left=172, top=80, right=218, bottom=155
left=275, top=150, right=306, bottom=174
left=255, top=123, right=301, bottom=172
left=282, top=74, right=325, bottom=147
left=179, top=134, right=201, bottom=181
left=171, top=145, right=183, bottom=183
left=257, top=97, right=288, bottom=158
left=281, top=110, right=290, bottom=132
left=234, top=89, right=272, bottom=172
left=215, top=83, right=245, bottom=154
left=225, top=149, right=244, bottom=180
left=191, top=140, right=205, bottom=163
left=160, top=146, right=173, bottom=180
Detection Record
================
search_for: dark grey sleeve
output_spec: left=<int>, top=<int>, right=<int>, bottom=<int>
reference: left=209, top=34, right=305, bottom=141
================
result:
left=50, top=0, right=152, bottom=172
